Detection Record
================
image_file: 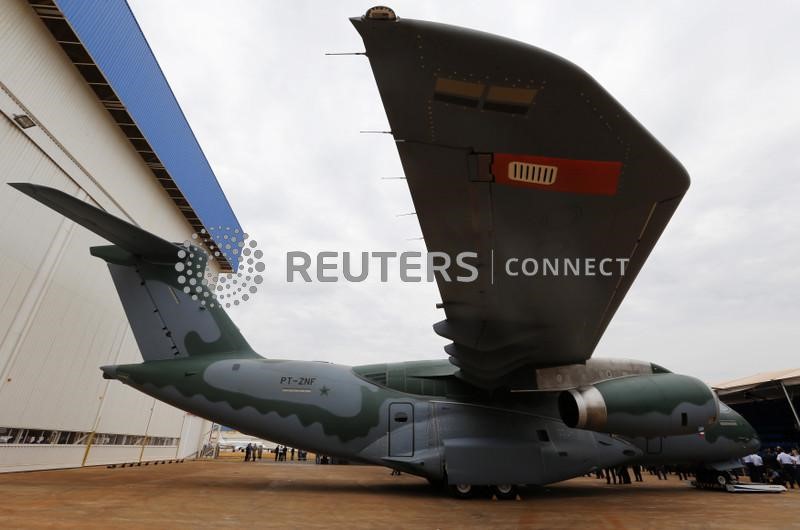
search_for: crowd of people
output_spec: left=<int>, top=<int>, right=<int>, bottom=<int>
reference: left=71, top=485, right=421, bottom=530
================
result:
left=271, top=444, right=308, bottom=462
left=588, top=446, right=800, bottom=488
left=242, top=443, right=263, bottom=462
left=240, top=443, right=310, bottom=463
left=592, top=464, right=690, bottom=485
left=742, top=447, right=799, bottom=488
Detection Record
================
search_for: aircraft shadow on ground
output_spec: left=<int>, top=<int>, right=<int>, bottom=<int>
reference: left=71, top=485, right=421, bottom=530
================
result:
left=172, top=473, right=700, bottom=500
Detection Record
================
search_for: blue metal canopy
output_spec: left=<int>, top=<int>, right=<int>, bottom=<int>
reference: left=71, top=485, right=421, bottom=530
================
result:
left=46, top=0, right=242, bottom=268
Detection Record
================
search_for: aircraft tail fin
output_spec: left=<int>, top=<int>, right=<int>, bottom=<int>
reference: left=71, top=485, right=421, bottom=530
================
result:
left=10, top=183, right=256, bottom=361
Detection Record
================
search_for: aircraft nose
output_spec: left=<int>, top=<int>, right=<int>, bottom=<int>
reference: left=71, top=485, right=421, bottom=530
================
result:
left=731, top=409, right=760, bottom=452
left=741, top=416, right=760, bottom=452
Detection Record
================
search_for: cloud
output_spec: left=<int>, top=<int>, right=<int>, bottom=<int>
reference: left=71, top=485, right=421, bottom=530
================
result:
left=128, top=0, right=800, bottom=383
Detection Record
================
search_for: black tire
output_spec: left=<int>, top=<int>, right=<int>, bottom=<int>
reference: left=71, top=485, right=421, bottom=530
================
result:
left=450, top=483, right=474, bottom=499
left=492, top=484, right=517, bottom=500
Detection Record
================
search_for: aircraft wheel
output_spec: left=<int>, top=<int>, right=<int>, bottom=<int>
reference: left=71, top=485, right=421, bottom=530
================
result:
left=492, top=484, right=517, bottom=500
left=716, top=472, right=730, bottom=487
left=451, top=483, right=474, bottom=499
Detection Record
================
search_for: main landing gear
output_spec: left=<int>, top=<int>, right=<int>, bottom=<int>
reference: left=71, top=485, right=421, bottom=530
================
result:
left=491, top=484, right=518, bottom=500
left=439, top=471, right=520, bottom=499
left=448, top=483, right=519, bottom=500
left=451, top=483, right=474, bottom=499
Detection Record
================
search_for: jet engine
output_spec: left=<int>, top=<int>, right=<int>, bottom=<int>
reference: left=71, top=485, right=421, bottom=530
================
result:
left=558, top=373, right=719, bottom=437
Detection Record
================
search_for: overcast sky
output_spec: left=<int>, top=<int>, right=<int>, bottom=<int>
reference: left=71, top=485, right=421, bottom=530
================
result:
left=127, top=1, right=800, bottom=383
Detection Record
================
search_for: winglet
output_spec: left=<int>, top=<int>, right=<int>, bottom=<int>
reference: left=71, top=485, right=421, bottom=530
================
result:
left=9, top=183, right=179, bottom=262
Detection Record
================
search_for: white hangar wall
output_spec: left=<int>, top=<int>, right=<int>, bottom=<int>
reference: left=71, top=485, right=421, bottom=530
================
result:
left=0, top=1, right=215, bottom=472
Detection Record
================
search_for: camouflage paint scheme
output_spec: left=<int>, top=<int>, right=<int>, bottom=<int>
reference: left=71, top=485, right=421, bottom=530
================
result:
left=9, top=8, right=760, bottom=492
left=102, top=356, right=758, bottom=486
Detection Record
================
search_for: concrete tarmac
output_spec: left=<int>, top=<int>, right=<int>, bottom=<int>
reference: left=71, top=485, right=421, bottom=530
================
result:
left=0, top=460, right=796, bottom=529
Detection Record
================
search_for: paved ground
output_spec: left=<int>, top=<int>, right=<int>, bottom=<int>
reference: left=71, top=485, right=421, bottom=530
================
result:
left=0, top=460, right=797, bottom=529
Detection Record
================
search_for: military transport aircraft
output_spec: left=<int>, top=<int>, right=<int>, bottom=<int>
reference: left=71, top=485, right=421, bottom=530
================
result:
left=13, top=7, right=758, bottom=498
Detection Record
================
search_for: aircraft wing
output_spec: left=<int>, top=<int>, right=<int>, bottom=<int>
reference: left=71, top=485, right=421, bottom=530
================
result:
left=352, top=15, right=689, bottom=388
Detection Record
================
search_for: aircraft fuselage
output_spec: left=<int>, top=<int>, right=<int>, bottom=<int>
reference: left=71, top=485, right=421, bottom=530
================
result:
left=102, top=357, right=758, bottom=487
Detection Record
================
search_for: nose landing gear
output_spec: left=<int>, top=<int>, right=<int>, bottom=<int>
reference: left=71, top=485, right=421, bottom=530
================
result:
left=693, top=469, right=735, bottom=490
left=693, top=468, right=787, bottom=493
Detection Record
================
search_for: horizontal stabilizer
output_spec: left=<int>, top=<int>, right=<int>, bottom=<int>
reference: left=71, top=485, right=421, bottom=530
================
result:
left=9, top=183, right=179, bottom=262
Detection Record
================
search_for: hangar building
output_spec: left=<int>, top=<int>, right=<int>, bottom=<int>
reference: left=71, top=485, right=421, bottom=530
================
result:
left=0, top=0, right=242, bottom=471
left=715, top=369, right=800, bottom=449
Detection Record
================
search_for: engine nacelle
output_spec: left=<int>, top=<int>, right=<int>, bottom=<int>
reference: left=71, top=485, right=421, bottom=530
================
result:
left=558, top=373, right=719, bottom=437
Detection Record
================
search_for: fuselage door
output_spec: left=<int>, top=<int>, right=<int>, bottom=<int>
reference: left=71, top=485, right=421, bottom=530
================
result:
left=388, top=402, right=414, bottom=457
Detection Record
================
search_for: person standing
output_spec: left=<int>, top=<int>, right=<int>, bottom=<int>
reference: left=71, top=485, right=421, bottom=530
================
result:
left=742, top=454, right=754, bottom=481
left=776, top=447, right=795, bottom=488
left=632, top=464, right=643, bottom=482
left=257, top=445, right=263, bottom=460
left=763, top=447, right=777, bottom=477
left=244, top=443, right=252, bottom=462
left=274, top=445, right=280, bottom=461
left=750, top=452, right=764, bottom=482
left=290, top=447, right=296, bottom=461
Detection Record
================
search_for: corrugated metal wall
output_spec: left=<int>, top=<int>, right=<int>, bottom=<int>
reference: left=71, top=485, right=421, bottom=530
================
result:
left=0, top=0, right=212, bottom=472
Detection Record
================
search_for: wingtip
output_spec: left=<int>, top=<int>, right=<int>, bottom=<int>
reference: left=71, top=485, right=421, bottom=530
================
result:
left=349, top=16, right=363, bottom=29
left=8, top=182, right=43, bottom=196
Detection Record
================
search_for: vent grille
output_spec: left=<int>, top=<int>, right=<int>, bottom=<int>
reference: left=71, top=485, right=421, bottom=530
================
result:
left=508, top=162, right=558, bottom=185
left=361, top=371, right=387, bottom=387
